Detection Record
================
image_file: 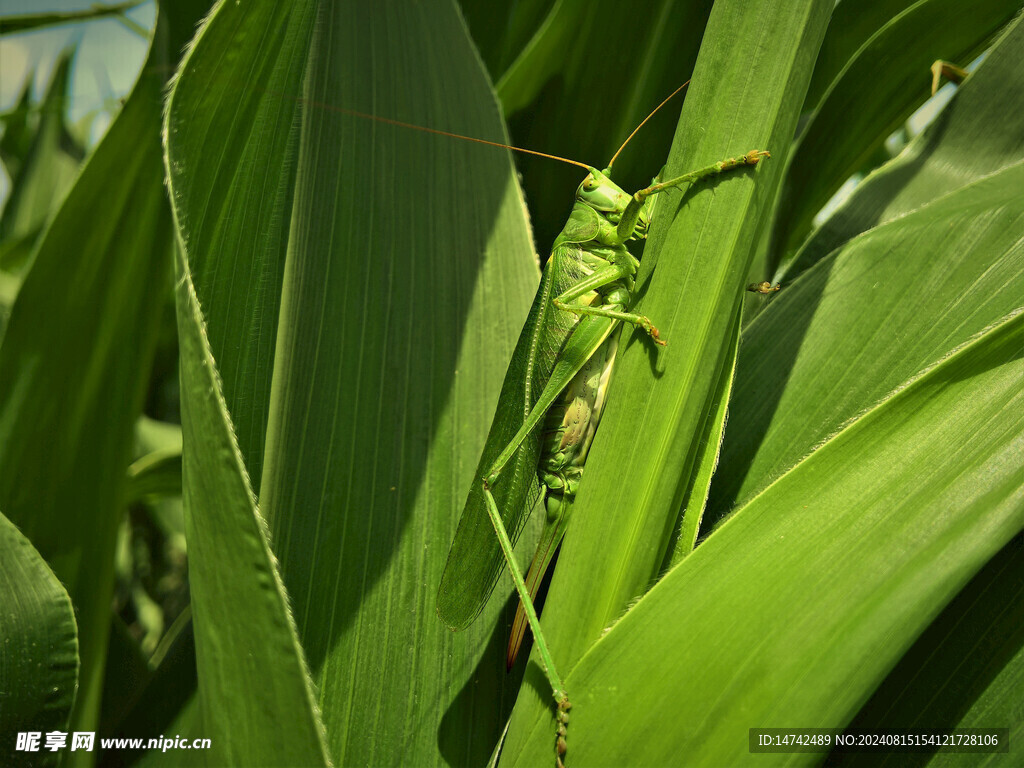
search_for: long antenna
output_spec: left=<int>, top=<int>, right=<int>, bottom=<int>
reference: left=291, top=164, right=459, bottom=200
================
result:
left=295, top=95, right=592, bottom=171
left=606, top=80, right=690, bottom=169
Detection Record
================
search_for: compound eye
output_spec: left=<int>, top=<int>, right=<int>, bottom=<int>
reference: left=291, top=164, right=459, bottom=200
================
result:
left=582, top=177, right=598, bottom=191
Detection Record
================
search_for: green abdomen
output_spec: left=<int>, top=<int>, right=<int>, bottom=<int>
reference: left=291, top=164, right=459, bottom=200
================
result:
left=538, top=332, right=618, bottom=503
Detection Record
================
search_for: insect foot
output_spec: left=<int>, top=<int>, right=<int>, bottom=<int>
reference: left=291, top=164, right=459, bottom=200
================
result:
left=744, top=149, right=771, bottom=165
left=555, top=697, right=572, bottom=768
left=640, top=316, right=668, bottom=347
left=747, top=281, right=781, bottom=294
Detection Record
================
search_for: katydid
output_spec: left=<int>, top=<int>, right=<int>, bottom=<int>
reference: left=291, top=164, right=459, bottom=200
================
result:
left=434, top=87, right=769, bottom=766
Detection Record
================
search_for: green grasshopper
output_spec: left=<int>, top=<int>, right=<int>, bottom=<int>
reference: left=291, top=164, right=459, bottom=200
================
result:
left=435, top=88, right=769, bottom=766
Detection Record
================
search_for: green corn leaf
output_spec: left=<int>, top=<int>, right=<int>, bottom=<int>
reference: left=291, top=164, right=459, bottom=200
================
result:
left=802, top=0, right=919, bottom=112
left=0, top=1, right=204, bottom=745
left=501, top=0, right=834, bottom=760
left=668, top=301, right=740, bottom=565
left=712, top=161, right=1024, bottom=517
left=125, top=449, right=182, bottom=504
left=0, top=2, right=146, bottom=35
left=0, top=49, right=83, bottom=273
left=513, top=305, right=1024, bottom=765
left=783, top=12, right=1024, bottom=282
left=172, top=240, right=332, bottom=766
left=165, top=0, right=539, bottom=764
left=459, top=0, right=555, bottom=80
left=7, top=0, right=1024, bottom=764
left=840, top=534, right=1024, bottom=768
left=769, top=0, right=1021, bottom=270
left=0, top=76, right=36, bottom=182
left=0, top=509, right=78, bottom=768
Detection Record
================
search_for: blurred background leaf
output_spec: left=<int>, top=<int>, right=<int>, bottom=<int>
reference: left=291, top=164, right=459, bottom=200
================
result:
left=0, top=1, right=146, bottom=35
left=0, top=0, right=205, bottom=757
left=0, top=49, right=83, bottom=276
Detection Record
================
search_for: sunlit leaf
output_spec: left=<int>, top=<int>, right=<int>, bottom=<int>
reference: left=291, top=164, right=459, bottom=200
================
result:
left=713, top=161, right=1024, bottom=515
left=513, top=307, right=1024, bottom=765
left=840, top=534, right=1024, bottom=768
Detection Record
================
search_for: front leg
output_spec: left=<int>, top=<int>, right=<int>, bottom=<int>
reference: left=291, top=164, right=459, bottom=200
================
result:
left=552, top=262, right=667, bottom=345
left=555, top=299, right=666, bottom=346
left=615, top=149, right=770, bottom=243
